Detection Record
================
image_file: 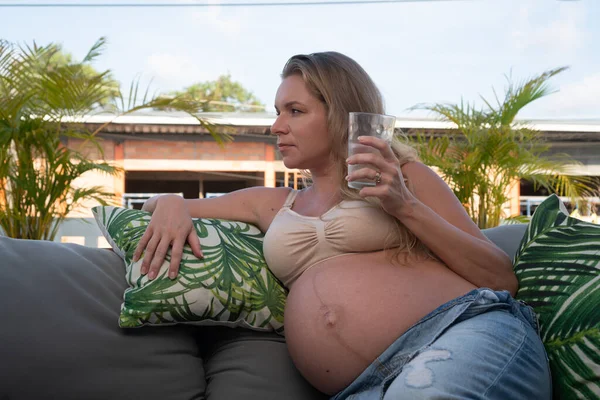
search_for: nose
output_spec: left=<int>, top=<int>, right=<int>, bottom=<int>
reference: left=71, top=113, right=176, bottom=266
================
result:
left=270, top=114, right=289, bottom=136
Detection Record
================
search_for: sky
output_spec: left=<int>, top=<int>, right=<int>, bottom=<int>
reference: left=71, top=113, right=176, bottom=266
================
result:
left=1, top=0, right=599, bottom=120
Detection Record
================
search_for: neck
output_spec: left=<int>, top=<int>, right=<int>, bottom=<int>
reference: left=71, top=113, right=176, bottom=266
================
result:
left=307, top=164, right=341, bottom=202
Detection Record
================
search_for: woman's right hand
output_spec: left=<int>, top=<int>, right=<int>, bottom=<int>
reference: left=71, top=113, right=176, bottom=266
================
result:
left=132, top=195, right=203, bottom=280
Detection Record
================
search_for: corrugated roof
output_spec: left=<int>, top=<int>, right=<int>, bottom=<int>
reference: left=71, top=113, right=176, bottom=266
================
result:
left=75, top=111, right=600, bottom=133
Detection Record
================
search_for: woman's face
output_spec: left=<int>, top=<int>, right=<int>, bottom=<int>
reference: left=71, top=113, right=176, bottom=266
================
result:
left=271, top=74, right=333, bottom=171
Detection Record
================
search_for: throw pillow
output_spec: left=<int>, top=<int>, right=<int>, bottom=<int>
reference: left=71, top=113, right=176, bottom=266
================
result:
left=92, top=206, right=287, bottom=334
left=513, top=194, right=600, bottom=399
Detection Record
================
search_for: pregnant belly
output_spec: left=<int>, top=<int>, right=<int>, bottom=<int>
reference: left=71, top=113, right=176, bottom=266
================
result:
left=284, top=251, right=476, bottom=395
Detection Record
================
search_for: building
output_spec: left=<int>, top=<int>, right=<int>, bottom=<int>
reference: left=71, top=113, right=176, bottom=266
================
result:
left=56, top=112, right=600, bottom=247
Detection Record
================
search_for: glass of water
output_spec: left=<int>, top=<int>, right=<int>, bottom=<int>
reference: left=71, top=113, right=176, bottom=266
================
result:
left=347, top=112, right=396, bottom=189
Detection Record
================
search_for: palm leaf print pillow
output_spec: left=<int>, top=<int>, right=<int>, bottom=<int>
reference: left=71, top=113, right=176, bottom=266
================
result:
left=92, top=206, right=287, bottom=334
left=513, top=194, right=600, bottom=399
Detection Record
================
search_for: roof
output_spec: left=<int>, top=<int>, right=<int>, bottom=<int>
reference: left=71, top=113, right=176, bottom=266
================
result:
left=77, top=110, right=600, bottom=134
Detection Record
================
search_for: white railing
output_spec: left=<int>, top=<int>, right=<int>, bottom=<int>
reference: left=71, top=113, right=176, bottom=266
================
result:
left=122, top=193, right=183, bottom=209
left=122, top=192, right=228, bottom=209
left=520, top=195, right=600, bottom=223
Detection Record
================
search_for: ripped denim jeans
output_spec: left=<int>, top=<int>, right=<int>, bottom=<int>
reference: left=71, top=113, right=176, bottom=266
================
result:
left=331, top=288, right=552, bottom=400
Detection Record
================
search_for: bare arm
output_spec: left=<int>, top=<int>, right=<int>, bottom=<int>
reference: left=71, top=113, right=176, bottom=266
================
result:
left=134, top=186, right=289, bottom=280
left=396, top=162, right=517, bottom=296
left=142, top=186, right=281, bottom=231
left=348, top=136, right=517, bottom=296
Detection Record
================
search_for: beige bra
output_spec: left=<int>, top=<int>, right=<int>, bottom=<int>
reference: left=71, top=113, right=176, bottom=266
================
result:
left=263, top=190, right=402, bottom=287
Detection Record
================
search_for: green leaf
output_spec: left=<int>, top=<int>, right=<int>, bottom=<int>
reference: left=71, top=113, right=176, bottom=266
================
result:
left=0, top=38, right=229, bottom=240
left=409, top=68, right=595, bottom=229
left=513, top=196, right=600, bottom=398
left=94, top=206, right=287, bottom=333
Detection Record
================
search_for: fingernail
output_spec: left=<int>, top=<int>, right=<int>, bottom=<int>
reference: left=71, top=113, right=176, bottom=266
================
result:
left=148, top=271, right=156, bottom=280
left=345, top=176, right=349, bottom=181
left=169, top=271, right=176, bottom=279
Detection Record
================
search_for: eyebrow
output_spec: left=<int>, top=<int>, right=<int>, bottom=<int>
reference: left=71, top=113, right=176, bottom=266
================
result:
left=274, top=100, right=305, bottom=111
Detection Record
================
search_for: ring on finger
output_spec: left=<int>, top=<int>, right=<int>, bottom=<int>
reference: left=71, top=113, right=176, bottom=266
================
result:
left=374, top=171, right=382, bottom=185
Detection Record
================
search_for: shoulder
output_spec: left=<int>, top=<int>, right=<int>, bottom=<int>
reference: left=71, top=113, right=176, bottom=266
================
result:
left=400, top=161, right=454, bottom=200
left=401, top=161, right=440, bottom=184
left=242, top=186, right=289, bottom=196
left=234, top=186, right=292, bottom=209
left=230, top=186, right=289, bottom=196
left=247, top=187, right=295, bottom=228
left=245, top=186, right=293, bottom=200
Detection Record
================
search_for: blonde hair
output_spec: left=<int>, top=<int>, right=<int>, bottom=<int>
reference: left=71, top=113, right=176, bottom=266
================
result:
left=281, top=51, right=430, bottom=257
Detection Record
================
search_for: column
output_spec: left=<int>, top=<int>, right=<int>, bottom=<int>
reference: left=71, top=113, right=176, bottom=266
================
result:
left=114, top=141, right=126, bottom=207
left=508, top=178, right=521, bottom=217
left=263, top=144, right=276, bottom=187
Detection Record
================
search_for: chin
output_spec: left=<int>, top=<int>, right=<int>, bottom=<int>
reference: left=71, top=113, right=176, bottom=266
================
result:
left=282, top=158, right=300, bottom=170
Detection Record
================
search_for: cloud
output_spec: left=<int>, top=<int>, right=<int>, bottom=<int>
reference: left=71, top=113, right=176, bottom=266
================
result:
left=540, top=72, right=600, bottom=117
left=145, top=53, right=210, bottom=89
left=189, top=2, right=245, bottom=38
left=511, top=2, right=584, bottom=55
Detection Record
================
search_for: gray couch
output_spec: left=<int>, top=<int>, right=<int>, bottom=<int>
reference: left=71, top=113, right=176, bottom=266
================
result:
left=0, top=224, right=527, bottom=400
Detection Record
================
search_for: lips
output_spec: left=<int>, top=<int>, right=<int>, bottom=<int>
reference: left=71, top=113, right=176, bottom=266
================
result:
left=277, top=144, right=294, bottom=151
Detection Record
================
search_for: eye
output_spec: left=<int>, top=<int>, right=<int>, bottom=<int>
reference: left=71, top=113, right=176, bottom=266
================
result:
left=291, top=108, right=302, bottom=114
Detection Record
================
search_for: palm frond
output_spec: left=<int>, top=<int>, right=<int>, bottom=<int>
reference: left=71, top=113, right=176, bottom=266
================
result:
left=408, top=67, right=594, bottom=228
left=513, top=195, right=600, bottom=397
left=81, top=37, right=107, bottom=63
left=498, top=67, right=568, bottom=126
left=0, top=38, right=233, bottom=240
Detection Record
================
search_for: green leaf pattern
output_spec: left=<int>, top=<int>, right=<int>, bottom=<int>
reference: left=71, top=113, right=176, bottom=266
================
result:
left=92, top=206, right=288, bottom=334
left=514, top=195, right=600, bottom=399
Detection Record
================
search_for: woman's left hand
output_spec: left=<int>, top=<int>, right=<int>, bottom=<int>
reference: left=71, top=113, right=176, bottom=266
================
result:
left=346, top=135, right=415, bottom=216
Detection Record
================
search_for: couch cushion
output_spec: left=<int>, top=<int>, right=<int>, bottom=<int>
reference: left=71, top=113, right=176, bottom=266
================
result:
left=201, top=327, right=328, bottom=400
left=0, top=237, right=205, bottom=400
left=482, top=223, right=528, bottom=260
left=513, top=195, right=600, bottom=399
left=92, top=206, right=287, bottom=333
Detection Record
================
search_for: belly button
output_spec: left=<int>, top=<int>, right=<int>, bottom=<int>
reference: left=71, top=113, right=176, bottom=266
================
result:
left=320, top=305, right=338, bottom=327
left=324, top=310, right=337, bottom=326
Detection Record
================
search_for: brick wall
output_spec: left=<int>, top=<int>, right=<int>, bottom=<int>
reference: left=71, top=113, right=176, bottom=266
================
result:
left=68, top=138, right=116, bottom=160
left=68, top=137, right=271, bottom=163
left=123, top=140, right=267, bottom=161
left=62, top=136, right=279, bottom=219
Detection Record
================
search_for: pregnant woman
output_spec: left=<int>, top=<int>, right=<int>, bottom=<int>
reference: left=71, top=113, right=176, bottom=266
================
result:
left=134, top=51, right=551, bottom=399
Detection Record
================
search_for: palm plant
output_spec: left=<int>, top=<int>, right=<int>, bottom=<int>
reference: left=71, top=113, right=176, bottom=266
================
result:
left=0, top=37, right=227, bottom=241
left=411, top=67, right=597, bottom=229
